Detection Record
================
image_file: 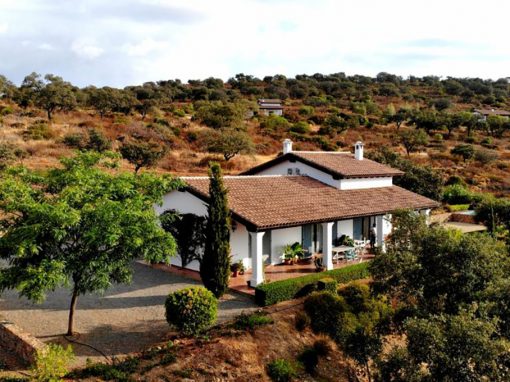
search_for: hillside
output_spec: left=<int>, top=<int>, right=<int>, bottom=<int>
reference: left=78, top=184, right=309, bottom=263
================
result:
left=1, top=73, right=510, bottom=196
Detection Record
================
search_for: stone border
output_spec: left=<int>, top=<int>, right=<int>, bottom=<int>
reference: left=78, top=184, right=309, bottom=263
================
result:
left=0, top=317, right=46, bottom=365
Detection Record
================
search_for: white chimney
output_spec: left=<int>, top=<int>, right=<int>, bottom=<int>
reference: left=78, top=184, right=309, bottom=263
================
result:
left=283, top=139, right=293, bottom=154
left=354, top=141, right=364, bottom=160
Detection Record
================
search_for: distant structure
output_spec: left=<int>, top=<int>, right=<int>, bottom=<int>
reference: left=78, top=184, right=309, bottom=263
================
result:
left=258, top=99, right=283, bottom=116
left=473, top=108, right=510, bottom=120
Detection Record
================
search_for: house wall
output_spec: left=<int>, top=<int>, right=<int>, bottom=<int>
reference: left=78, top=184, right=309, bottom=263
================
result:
left=339, top=177, right=393, bottom=190
left=156, top=190, right=208, bottom=217
left=256, top=160, right=342, bottom=188
left=269, top=226, right=302, bottom=264
left=336, top=219, right=354, bottom=238
left=230, top=222, right=250, bottom=269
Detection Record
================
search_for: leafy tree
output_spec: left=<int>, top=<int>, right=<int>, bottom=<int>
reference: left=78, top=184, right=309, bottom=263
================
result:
left=194, top=101, right=246, bottom=129
left=0, top=152, right=179, bottom=335
left=398, top=129, right=428, bottom=156
left=34, top=74, right=77, bottom=120
left=0, top=75, right=16, bottom=99
left=370, top=210, right=509, bottom=315
left=319, top=113, right=348, bottom=136
left=388, top=107, right=410, bottom=130
left=200, top=162, right=231, bottom=297
left=367, top=147, right=443, bottom=200
left=451, top=144, right=475, bottom=162
left=160, top=210, right=207, bottom=267
left=85, top=86, right=121, bottom=118
left=202, top=128, right=254, bottom=161
left=120, top=141, right=167, bottom=173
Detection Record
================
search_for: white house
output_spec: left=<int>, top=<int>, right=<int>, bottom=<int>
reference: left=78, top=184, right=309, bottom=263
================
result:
left=258, top=99, right=284, bottom=116
left=155, top=140, right=438, bottom=287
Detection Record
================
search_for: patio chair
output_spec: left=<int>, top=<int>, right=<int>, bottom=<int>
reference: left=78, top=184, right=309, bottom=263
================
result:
left=345, top=248, right=358, bottom=261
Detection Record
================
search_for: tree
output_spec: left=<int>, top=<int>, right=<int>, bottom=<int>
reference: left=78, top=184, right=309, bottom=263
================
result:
left=370, top=210, right=509, bottom=315
left=388, top=108, right=410, bottom=130
left=367, top=147, right=444, bottom=200
left=161, top=210, right=207, bottom=267
left=85, top=129, right=111, bottom=153
left=200, top=163, right=231, bottom=297
left=0, top=152, right=179, bottom=335
left=86, top=86, right=117, bottom=118
left=120, top=141, right=167, bottom=173
left=451, top=144, right=475, bottom=162
left=203, top=128, right=254, bottom=161
left=35, top=74, right=77, bottom=120
left=398, top=129, right=428, bottom=156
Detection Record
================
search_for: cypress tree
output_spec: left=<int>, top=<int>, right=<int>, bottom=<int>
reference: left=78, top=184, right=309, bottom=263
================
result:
left=200, top=162, right=231, bottom=297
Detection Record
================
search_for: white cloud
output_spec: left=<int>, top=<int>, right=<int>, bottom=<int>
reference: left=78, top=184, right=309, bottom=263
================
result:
left=0, top=23, right=7, bottom=33
left=38, top=43, right=54, bottom=51
left=122, top=39, right=169, bottom=57
left=71, top=40, right=104, bottom=60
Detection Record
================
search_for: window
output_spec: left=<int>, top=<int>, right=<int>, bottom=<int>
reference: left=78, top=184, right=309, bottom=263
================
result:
left=295, top=168, right=301, bottom=175
left=287, top=168, right=293, bottom=175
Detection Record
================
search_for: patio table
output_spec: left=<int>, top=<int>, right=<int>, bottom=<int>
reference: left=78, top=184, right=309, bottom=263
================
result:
left=332, top=245, right=355, bottom=263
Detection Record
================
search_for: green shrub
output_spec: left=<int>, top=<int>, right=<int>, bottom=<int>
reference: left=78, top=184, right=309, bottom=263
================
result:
left=86, top=129, right=111, bottom=152
left=442, top=184, right=473, bottom=204
left=234, top=312, right=274, bottom=330
left=304, top=292, right=347, bottom=336
left=290, top=121, right=310, bottom=134
left=266, top=359, right=297, bottom=382
left=298, top=105, right=314, bottom=116
left=32, top=344, right=74, bottom=382
left=298, top=347, right=319, bottom=375
left=1, top=106, right=14, bottom=115
left=165, top=286, right=218, bottom=336
left=255, top=262, right=369, bottom=306
left=337, top=282, right=371, bottom=315
left=294, top=311, right=310, bottom=331
left=62, top=133, right=85, bottom=149
left=173, top=108, right=186, bottom=117
left=317, top=277, right=337, bottom=293
left=22, top=122, right=54, bottom=141
left=474, top=148, right=498, bottom=165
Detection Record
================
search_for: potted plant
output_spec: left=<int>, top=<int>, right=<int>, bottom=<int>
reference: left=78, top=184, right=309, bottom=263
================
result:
left=237, top=260, right=245, bottom=275
left=231, top=262, right=240, bottom=277
left=282, top=242, right=304, bottom=265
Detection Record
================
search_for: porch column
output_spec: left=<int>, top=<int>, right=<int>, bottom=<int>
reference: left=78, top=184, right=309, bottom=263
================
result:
left=322, top=222, right=334, bottom=271
left=376, top=215, right=384, bottom=251
left=249, top=231, right=265, bottom=287
left=420, top=209, right=431, bottom=225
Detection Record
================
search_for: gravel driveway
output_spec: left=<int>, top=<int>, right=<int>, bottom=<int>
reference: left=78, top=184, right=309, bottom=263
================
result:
left=0, top=261, right=256, bottom=365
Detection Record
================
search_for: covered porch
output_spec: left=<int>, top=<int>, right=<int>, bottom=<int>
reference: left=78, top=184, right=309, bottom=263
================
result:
left=246, top=214, right=390, bottom=288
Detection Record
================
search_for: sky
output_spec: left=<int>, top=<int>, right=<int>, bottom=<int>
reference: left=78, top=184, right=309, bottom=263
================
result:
left=0, top=0, right=509, bottom=87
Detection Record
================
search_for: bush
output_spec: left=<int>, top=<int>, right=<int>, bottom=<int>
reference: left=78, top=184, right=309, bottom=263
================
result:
left=442, top=184, right=473, bottom=204
left=290, top=121, right=310, bottom=134
left=32, top=344, right=74, bottom=382
left=446, top=204, right=471, bottom=212
left=234, top=312, right=273, bottom=330
left=474, top=148, right=498, bottom=165
left=62, top=133, right=86, bottom=149
left=1, top=106, right=13, bottom=115
left=304, top=292, right=347, bottom=336
left=86, top=129, right=111, bottom=152
left=294, top=311, right=310, bottom=331
left=266, top=359, right=297, bottom=382
left=165, top=287, right=218, bottom=336
left=313, top=338, right=332, bottom=356
left=22, top=122, right=54, bottom=141
left=337, top=282, right=371, bottom=315
left=255, top=262, right=369, bottom=306
left=317, top=277, right=337, bottom=293
left=298, top=347, right=319, bottom=375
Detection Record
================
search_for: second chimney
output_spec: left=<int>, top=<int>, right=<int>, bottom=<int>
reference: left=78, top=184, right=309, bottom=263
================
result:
left=283, top=139, right=293, bottom=154
left=354, top=141, right=364, bottom=160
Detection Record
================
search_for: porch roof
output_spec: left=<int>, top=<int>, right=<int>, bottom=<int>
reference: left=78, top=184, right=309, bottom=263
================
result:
left=184, top=175, right=438, bottom=231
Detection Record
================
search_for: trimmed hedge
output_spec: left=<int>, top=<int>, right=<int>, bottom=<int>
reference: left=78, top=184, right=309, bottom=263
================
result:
left=255, top=262, right=369, bottom=306
left=317, top=277, right=337, bottom=293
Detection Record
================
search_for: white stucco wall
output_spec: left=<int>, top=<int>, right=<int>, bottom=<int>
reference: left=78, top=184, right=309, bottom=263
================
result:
left=339, top=177, right=393, bottom=190
left=156, top=190, right=208, bottom=217
left=230, top=222, right=251, bottom=269
left=255, top=160, right=342, bottom=188
left=269, top=226, right=302, bottom=264
left=336, top=219, right=354, bottom=238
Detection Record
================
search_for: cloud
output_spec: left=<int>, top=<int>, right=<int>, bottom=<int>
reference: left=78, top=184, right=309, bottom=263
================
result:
left=0, top=23, right=7, bottom=33
left=71, top=40, right=104, bottom=60
left=122, top=39, right=169, bottom=57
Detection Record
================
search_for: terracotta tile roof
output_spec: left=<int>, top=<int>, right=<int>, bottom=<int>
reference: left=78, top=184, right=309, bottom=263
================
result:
left=184, top=175, right=438, bottom=231
left=243, top=152, right=404, bottom=178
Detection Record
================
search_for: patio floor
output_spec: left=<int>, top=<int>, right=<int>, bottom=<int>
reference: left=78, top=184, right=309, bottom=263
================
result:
left=153, top=254, right=374, bottom=297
